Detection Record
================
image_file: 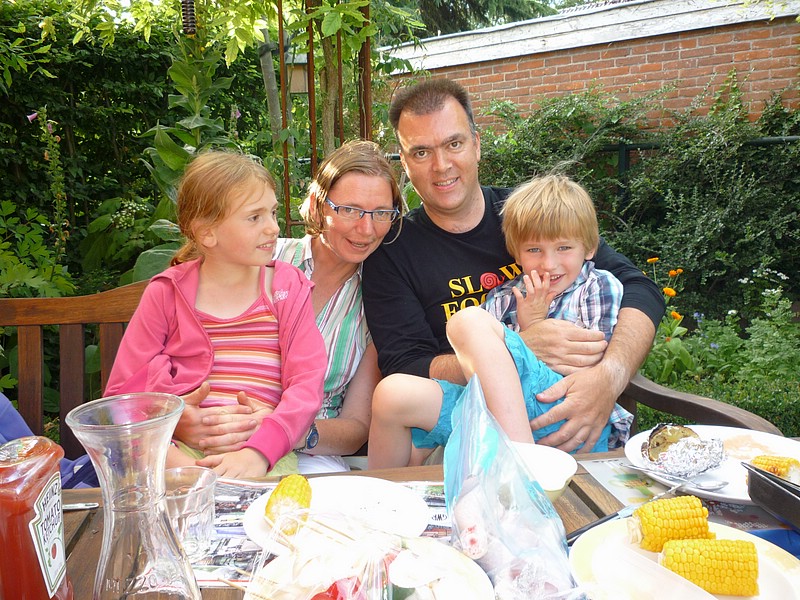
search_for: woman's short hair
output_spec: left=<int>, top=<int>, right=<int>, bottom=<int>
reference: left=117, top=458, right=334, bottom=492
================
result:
left=172, top=150, right=276, bottom=265
left=301, top=140, right=404, bottom=237
left=501, top=175, right=599, bottom=260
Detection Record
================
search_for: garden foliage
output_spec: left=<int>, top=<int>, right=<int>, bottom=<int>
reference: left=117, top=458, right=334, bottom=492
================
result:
left=479, top=81, right=799, bottom=435
left=1, top=3, right=798, bottom=433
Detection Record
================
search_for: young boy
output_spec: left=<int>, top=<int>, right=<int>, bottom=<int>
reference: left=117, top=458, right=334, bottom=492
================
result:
left=367, top=174, right=634, bottom=468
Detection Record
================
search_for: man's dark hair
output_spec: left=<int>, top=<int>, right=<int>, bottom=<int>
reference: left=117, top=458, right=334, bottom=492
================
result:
left=388, top=78, right=477, bottom=135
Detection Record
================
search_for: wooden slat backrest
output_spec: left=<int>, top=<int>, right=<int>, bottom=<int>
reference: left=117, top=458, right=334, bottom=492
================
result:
left=0, top=280, right=147, bottom=458
left=619, top=373, right=783, bottom=436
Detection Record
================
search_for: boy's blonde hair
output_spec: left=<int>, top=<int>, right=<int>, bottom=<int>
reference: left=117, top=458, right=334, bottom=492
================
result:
left=501, top=175, right=599, bottom=260
left=172, top=151, right=277, bottom=265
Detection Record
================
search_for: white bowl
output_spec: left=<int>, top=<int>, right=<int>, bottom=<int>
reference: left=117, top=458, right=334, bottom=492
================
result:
left=510, top=442, right=578, bottom=502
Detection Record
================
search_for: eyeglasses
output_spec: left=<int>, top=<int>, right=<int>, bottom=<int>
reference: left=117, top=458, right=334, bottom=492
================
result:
left=325, top=197, right=399, bottom=223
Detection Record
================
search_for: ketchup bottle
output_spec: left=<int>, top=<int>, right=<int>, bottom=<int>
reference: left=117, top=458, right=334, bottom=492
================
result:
left=0, top=436, right=74, bottom=600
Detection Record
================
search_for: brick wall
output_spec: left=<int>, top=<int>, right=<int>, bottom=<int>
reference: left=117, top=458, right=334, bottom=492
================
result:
left=411, top=17, right=800, bottom=130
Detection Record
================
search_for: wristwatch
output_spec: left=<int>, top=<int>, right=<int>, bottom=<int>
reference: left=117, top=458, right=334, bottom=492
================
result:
left=302, top=422, right=319, bottom=451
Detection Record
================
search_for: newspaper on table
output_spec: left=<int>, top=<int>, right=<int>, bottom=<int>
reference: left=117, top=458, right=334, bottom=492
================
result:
left=194, top=477, right=449, bottom=589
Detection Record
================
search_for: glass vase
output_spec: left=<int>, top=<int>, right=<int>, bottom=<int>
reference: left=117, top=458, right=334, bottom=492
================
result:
left=65, top=393, right=201, bottom=600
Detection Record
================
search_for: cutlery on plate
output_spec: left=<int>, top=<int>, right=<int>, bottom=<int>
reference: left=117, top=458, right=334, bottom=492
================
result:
left=622, top=464, right=729, bottom=492
left=566, top=465, right=729, bottom=547
left=63, top=502, right=100, bottom=511
left=565, top=479, right=686, bottom=546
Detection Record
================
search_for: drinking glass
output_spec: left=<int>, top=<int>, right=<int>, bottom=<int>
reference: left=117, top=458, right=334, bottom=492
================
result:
left=165, top=466, right=217, bottom=562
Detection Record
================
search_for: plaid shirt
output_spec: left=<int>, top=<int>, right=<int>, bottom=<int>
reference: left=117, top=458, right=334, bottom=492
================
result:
left=483, top=261, right=633, bottom=448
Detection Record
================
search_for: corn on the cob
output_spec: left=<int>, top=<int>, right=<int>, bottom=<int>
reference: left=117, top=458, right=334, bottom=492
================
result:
left=658, top=538, right=759, bottom=596
left=264, top=474, right=312, bottom=536
left=628, top=495, right=713, bottom=552
left=750, top=455, right=800, bottom=484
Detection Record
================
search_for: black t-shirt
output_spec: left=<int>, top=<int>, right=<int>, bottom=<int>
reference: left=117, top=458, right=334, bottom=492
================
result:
left=362, top=186, right=664, bottom=378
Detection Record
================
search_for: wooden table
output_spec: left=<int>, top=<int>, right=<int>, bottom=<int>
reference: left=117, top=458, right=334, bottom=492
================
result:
left=63, top=451, right=625, bottom=599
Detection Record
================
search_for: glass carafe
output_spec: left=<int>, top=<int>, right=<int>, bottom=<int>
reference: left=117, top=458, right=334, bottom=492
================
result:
left=65, top=393, right=201, bottom=600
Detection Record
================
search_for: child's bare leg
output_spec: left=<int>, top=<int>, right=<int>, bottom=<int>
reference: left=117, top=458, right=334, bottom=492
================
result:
left=409, top=446, right=436, bottom=467
left=368, top=374, right=443, bottom=469
left=447, top=306, right=535, bottom=444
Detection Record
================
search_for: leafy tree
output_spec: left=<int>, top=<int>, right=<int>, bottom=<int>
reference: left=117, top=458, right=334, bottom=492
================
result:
left=396, top=0, right=554, bottom=37
left=0, top=2, right=57, bottom=94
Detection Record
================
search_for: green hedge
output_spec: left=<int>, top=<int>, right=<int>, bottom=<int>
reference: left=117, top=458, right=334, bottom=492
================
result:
left=637, top=378, right=800, bottom=438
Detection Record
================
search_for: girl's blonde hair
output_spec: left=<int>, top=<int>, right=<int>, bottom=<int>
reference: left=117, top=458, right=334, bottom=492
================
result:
left=501, top=174, right=599, bottom=260
left=172, top=151, right=277, bottom=265
left=300, top=140, right=404, bottom=237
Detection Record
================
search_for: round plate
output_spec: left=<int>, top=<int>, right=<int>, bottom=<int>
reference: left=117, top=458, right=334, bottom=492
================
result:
left=625, top=425, right=800, bottom=505
left=570, top=519, right=800, bottom=599
left=243, top=476, right=430, bottom=551
left=244, top=535, right=494, bottom=600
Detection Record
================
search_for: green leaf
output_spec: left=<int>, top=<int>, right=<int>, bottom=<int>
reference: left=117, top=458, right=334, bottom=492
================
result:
left=177, top=115, right=222, bottom=130
left=321, top=12, right=343, bottom=37
left=659, top=359, right=674, bottom=382
left=0, top=374, right=17, bottom=391
left=225, top=38, right=240, bottom=65
left=88, top=214, right=113, bottom=233
left=152, top=127, right=191, bottom=171
left=85, top=344, right=100, bottom=375
left=148, top=219, right=182, bottom=242
left=133, top=247, right=176, bottom=280
left=168, top=62, right=202, bottom=90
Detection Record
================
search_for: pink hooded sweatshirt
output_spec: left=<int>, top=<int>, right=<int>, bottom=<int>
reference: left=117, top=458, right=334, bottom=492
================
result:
left=105, top=259, right=326, bottom=469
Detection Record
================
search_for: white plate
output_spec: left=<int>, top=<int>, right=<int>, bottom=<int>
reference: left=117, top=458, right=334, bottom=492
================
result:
left=570, top=519, right=800, bottom=599
left=243, top=476, right=430, bottom=551
left=244, top=535, right=494, bottom=599
left=625, top=425, right=800, bottom=504
left=390, top=536, right=494, bottom=598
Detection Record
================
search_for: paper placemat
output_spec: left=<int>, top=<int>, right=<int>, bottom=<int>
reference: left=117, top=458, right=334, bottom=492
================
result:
left=579, top=457, right=788, bottom=531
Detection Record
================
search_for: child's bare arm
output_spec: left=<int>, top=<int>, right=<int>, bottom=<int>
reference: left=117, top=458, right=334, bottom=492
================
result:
left=197, top=448, right=270, bottom=479
left=513, top=271, right=558, bottom=331
left=165, top=444, right=198, bottom=468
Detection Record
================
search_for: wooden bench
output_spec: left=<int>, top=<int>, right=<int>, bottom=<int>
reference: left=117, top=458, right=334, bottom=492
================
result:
left=0, top=281, right=783, bottom=458
left=618, top=373, right=782, bottom=436
left=0, top=281, right=147, bottom=457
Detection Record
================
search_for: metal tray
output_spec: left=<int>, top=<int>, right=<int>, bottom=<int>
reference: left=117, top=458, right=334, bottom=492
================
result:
left=743, top=462, right=800, bottom=532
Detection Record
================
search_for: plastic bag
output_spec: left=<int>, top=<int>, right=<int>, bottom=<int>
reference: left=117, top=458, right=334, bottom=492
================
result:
left=444, top=374, right=581, bottom=600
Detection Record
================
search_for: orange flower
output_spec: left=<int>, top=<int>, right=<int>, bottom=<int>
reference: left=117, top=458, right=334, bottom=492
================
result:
left=671, top=311, right=682, bottom=320
left=668, top=270, right=678, bottom=277
left=665, top=337, right=672, bottom=342
left=647, top=257, right=659, bottom=264
left=676, top=268, right=683, bottom=274
left=663, top=287, right=677, bottom=297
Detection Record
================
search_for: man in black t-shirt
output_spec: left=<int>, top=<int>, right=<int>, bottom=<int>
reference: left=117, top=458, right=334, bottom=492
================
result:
left=362, top=79, right=664, bottom=453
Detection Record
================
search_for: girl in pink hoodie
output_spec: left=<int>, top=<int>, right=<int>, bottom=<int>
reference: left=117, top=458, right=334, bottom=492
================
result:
left=105, top=151, right=326, bottom=478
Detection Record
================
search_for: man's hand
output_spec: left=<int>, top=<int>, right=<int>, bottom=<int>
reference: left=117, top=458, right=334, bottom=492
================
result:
left=530, top=308, right=655, bottom=451
left=174, top=383, right=259, bottom=454
left=529, top=360, right=625, bottom=452
left=518, top=319, right=607, bottom=375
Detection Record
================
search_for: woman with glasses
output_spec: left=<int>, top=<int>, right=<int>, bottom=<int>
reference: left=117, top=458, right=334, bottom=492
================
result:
left=175, top=140, right=404, bottom=473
